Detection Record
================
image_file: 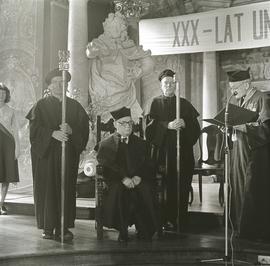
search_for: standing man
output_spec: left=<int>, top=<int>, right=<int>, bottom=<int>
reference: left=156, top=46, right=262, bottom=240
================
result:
left=227, top=68, right=270, bottom=241
left=96, top=107, right=158, bottom=242
left=26, top=69, right=89, bottom=241
left=146, top=69, right=200, bottom=232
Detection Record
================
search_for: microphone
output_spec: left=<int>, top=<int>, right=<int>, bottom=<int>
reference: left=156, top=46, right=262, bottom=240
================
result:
left=226, top=91, right=237, bottom=113
left=225, top=91, right=238, bottom=130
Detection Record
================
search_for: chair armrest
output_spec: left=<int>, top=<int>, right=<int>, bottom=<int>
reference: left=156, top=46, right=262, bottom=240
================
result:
left=95, top=164, right=105, bottom=240
left=95, top=165, right=105, bottom=207
left=96, top=164, right=104, bottom=176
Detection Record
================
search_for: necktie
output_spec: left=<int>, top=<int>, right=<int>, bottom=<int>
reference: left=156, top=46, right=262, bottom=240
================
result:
left=121, top=136, right=129, bottom=144
left=239, top=97, right=244, bottom=106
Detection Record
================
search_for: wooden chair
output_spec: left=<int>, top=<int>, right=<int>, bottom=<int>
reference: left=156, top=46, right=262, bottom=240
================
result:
left=191, top=125, right=225, bottom=206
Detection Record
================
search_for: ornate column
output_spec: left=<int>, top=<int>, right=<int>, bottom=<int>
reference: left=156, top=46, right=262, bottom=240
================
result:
left=188, top=0, right=232, bottom=125
left=202, top=52, right=218, bottom=125
left=68, top=0, right=89, bottom=108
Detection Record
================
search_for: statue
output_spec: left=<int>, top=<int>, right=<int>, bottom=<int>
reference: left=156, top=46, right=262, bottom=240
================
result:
left=86, top=12, right=154, bottom=122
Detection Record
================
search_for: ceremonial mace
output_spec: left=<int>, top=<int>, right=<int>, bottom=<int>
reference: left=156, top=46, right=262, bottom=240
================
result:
left=175, top=75, right=181, bottom=234
left=58, top=50, right=70, bottom=244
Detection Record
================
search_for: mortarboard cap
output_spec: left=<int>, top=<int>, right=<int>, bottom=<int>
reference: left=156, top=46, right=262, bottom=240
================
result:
left=158, top=69, right=175, bottom=81
left=110, top=106, right=131, bottom=120
left=45, top=68, right=71, bottom=85
left=227, top=68, right=250, bottom=82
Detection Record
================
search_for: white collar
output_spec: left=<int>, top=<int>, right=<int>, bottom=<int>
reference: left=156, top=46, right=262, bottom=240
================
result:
left=120, top=135, right=129, bottom=144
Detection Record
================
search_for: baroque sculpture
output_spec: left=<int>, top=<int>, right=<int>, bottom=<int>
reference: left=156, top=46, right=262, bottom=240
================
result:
left=86, top=12, right=154, bottom=122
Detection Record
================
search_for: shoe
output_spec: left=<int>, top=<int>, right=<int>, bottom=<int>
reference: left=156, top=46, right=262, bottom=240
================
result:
left=42, top=230, right=54, bottom=240
left=54, top=229, right=74, bottom=242
left=0, top=206, right=7, bottom=215
left=163, top=222, right=176, bottom=232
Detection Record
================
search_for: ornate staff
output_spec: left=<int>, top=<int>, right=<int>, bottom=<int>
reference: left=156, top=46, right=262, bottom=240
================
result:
left=175, top=76, right=181, bottom=234
left=58, top=50, right=70, bottom=244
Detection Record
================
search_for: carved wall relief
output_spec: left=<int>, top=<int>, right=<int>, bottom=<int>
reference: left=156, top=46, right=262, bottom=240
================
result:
left=0, top=0, right=42, bottom=190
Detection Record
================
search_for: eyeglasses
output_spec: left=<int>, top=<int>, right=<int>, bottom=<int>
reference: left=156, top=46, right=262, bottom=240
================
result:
left=162, top=81, right=175, bottom=86
left=117, top=121, right=133, bottom=127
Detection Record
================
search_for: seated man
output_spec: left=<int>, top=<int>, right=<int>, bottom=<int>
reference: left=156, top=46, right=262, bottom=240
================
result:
left=96, top=107, right=158, bottom=242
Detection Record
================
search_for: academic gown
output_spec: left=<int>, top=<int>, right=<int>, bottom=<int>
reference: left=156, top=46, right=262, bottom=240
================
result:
left=97, top=133, right=158, bottom=237
left=145, top=95, right=200, bottom=229
left=230, top=89, right=270, bottom=241
left=26, top=96, right=89, bottom=231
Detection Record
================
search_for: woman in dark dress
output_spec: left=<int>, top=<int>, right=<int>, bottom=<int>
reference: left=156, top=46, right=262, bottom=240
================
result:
left=0, top=83, right=20, bottom=215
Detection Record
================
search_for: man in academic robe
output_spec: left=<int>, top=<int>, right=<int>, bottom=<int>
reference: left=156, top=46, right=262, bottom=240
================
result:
left=145, top=69, right=201, bottom=232
left=227, top=68, right=270, bottom=241
left=26, top=69, right=89, bottom=241
left=96, top=107, right=158, bottom=242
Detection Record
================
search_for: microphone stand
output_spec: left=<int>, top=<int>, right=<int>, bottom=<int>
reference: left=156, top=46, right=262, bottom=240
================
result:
left=200, top=92, right=249, bottom=265
left=175, top=79, right=181, bottom=234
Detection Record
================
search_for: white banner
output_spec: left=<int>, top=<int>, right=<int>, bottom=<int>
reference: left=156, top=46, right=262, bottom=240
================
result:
left=139, top=1, right=270, bottom=55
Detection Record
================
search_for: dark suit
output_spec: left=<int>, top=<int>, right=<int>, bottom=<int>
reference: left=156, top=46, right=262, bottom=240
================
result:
left=97, top=133, right=158, bottom=238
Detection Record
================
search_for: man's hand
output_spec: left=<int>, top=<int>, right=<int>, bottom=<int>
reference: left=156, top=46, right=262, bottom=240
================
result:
left=122, top=177, right=135, bottom=189
left=168, top=118, right=186, bottom=130
left=52, top=130, right=69, bottom=142
left=233, top=124, right=246, bottom=133
left=60, top=123, right=72, bottom=135
left=218, top=125, right=226, bottom=133
left=132, top=176, right=142, bottom=186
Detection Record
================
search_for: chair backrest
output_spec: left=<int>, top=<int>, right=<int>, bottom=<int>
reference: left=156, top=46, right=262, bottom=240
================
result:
left=197, top=125, right=224, bottom=166
left=96, top=115, right=144, bottom=144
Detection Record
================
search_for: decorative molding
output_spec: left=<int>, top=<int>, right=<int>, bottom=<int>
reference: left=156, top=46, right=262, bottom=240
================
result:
left=114, top=0, right=152, bottom=19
